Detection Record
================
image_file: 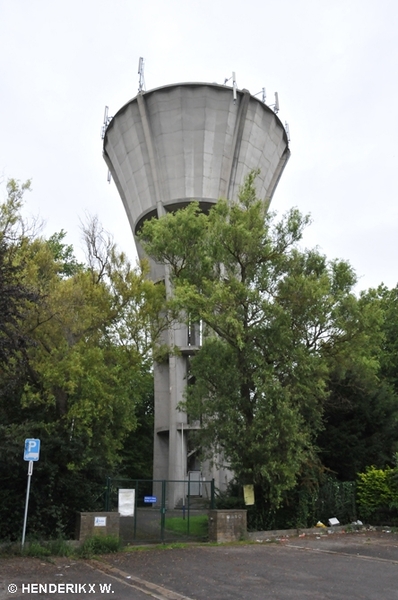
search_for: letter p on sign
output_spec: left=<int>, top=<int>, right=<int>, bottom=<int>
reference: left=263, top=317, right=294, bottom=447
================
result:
left=24, top=439, right=40, bottom=461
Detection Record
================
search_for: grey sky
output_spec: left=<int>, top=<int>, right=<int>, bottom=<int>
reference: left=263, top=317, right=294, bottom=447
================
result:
left=1, top=0, right=397, bottom=292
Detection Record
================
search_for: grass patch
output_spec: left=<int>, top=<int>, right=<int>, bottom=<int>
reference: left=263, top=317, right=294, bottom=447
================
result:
left=165, top=515, right=208, bottom=537
left=123, top=542, right=191, bottom=552
left=46, top=539, right=74, bottom=557
left=77, top=535, right=121, bottom=558
left=22, top=541, right=51, bottom=557
left=0, top=535, right=120, bottom=559
left=0, top=539, right=74, bottom=559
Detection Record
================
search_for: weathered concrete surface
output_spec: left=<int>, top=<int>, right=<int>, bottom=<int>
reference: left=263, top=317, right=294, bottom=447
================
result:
left=103, top=83, right=290, bottom=237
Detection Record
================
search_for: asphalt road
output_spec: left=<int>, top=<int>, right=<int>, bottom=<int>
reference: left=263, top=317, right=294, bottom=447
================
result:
left=1, top=531, right=397, bottom=599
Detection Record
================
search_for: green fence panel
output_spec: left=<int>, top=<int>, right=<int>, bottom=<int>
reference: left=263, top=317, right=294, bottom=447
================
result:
left=104, top=477, right=214, bottom=544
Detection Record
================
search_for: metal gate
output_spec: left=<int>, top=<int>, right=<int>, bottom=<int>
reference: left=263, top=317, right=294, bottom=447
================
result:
left=104, top=477, right=215, bottom=544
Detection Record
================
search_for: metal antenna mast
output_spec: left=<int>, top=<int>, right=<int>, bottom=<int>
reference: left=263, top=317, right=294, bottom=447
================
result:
left=101, top=106, right=112, bottom=140
left=254, top=87, right=266, bottom=103
left=138, top=57, right=146, bottom=92
left=269, top=92, right=279, bottom=113
left=224, top=72, right=238, bottom=104
left=285, top=122, right=291, bottom=142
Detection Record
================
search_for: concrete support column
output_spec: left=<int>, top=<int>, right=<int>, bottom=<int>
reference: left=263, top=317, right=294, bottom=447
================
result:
left=167, top=320, right=188, bottom=507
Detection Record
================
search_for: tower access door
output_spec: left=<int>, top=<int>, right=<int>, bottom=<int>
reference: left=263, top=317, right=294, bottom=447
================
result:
left=188, top=471, right=202, bottom=496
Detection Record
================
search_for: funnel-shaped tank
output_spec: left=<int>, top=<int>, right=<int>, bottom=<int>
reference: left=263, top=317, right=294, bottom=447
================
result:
left=103, top=82, right=290, bottom=236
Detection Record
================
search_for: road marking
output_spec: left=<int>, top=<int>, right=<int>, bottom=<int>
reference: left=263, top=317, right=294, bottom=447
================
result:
left=85, top=560, right=195, bottom=600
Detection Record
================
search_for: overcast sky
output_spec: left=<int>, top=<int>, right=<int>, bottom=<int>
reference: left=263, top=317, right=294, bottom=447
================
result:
left=1, top=0, right=397, bottom=292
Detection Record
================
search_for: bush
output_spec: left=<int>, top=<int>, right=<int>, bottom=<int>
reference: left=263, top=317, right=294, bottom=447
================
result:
left=46, top=539, right=73, bottom=557
left=77, top=535, right=121, bottom=558
left=22, top=541, right=51, bottom=557
left=357, top=466, right=398, bottom=523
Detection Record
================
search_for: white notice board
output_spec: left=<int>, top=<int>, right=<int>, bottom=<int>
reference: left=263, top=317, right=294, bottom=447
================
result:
left=118, top=489, right=135, bottom=516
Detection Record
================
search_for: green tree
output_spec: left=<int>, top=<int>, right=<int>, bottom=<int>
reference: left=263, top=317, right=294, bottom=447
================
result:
left=140, top=172, right=374, bottom=514
left=0, top=179, right=39, bottom=378
left=0, top=181, right=164, bottom=539
left=317, top=286, right=398, bottom=482
left=0, top=179, right=34, bottom=243
left=318, top=377, right=398, bottom=481
left=378, top=285, right=398, bottom=391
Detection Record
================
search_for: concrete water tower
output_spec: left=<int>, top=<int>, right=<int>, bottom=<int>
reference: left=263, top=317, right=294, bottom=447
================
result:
left=102, top=80, right=290, bottom=507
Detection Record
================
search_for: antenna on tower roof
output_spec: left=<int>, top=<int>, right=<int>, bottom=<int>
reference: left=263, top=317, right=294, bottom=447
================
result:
left=101, top=105, right=113, bottom=139
left=285, top=122, right=290, bottom=142
left=254, top=88, right=267, bottom=103
left=269, top=92, right=279, bottom=114
left=274, top=92, right=279, bottom=113
left=138, top=57, right=146, bottom=93
left=224, top=72, right=238, bottom=104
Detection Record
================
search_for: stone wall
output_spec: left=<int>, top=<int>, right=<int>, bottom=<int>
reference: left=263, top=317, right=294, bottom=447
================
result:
left=76, top=512, right=120, bottom=541
left=208, top=510, right=247, bottom=543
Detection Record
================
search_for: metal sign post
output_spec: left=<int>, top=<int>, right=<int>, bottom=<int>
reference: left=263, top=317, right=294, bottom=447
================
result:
left=21, top=439, right=40, bottom=547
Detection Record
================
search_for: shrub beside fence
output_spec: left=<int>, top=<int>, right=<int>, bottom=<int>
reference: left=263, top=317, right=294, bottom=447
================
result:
left=356, top=466, right=398, bottom=525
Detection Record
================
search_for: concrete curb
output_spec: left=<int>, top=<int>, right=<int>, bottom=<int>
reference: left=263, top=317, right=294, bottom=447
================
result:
left=247, top=525, right=354, bottom=541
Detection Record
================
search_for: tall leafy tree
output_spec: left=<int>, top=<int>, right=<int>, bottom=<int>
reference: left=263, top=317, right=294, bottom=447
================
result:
left=0, top=180, right=164, bottom=538
left=318, top=286, right=398, bottom=481
left=140, top=172, right=375, bottom=511
left=0, top=180, right=40, bottom=418
left=378, top=285, right=398, bottom=391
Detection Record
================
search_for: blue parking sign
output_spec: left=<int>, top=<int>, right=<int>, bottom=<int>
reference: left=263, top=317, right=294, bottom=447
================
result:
left=24, top=439, right=40, bottom=461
